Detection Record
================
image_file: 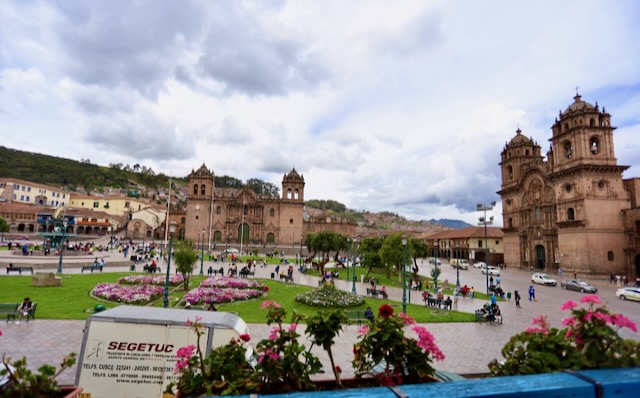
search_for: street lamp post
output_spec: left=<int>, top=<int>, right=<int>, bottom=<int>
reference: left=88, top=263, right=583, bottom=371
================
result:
left=163, top=222, right=177, bottom=308
left=56, top=220, right=67, bottom=274
left=108, top=226, right=112, bottom=251
left=456, top=251, right=461, bottom=288
left=477, top=201, right=496, bottom=295
left=434, top=239, right=439, bottom=293
left=346, top=238, right=351, bottom=281
left=199, top=229, right=205, bottom=276
left=352, top=237, right=359, bottom=293
left=299, top=236, right=303, bottom=268
left=402, top=237, right=407, bottom=314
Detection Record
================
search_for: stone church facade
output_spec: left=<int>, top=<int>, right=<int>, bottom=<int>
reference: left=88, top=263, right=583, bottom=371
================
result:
left=185, top=165, right=307, bottom=249
left=499, top=93, right=640, bottom=278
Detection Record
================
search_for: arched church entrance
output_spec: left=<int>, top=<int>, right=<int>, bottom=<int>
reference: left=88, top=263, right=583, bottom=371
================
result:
left=535, top=245, right=546, bottom=270
left=238, top=223, right=249, bottom=245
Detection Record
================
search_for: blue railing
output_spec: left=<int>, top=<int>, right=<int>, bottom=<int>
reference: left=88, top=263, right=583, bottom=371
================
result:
left=198, top=367, right=640, bottom=397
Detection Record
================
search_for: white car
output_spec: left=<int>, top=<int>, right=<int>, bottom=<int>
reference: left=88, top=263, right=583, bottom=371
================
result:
left=224, top=248, right=240, bottom=254
left=450, top=259, right=469, bottom=270
left=473, top=261, right=486, bottom=269
left=531, top=273, right=557, bottom=286
left=616, top=287, right=640, bottom=301
left=481, top=266, right=501, bottom=276
left=428, top=258, right=442, bottom=265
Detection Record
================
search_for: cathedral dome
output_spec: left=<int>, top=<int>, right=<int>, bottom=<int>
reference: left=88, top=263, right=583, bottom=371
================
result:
left=507, top=128, right=533, bottom=147
left=283, top=167, right=304, bottom=182
left=561, top=94, right=597, bottom=116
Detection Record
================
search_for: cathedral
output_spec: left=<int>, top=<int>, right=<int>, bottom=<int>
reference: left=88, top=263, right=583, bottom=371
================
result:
left=185, top=165, right=306, bottom=249
left=499, top=93, right=640, bottom=278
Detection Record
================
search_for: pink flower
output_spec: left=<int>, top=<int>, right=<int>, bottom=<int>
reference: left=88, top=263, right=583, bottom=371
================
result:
left=186, top=317, right=201, bottom=326
left=335, top=365, right=342, bottom=374
left=525, top=327, right=549, bottom=335
left=592, top=312, right=613, bottom=324
left=260, top=300, right=281, bottom=309
left=239, top=333, right=251, bottom=342
left=611, top=314, right=638, bottom=332
left=288, top=323, right=298, bottom=332
left=357, top=325, right=370, bottom=335
left=0, top=329, right=3, bottom=337
left=562, top=317, right=577, bottom=327
left=412, top=326, right=445, bottom=361
left=398, top=312, right=416, bottom=325
left=176, top=345, right=196, bottom=359
left=560, top=300, right=578, bottom=311
left=580, top=295, right=602, bottom=305
left=268, top=326, right=280, bottom=340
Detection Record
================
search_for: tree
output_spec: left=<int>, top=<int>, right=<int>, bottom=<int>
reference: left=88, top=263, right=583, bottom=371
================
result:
left=304, top=231, right=346, bottom=276
left=379, top=233, right=413, bottom=279
left=0, top=217, right=9, bottom=241
left=410, top=238, right=429, bottom=282
left=357, top=236, right=384, bottom=278
left=173, top=240, right=197, bottom=291
left=246, top=178, right=280, bottom=198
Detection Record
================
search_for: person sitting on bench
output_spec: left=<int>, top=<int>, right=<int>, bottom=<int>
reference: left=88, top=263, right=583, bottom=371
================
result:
left=16, top=297, right=33, bottom=324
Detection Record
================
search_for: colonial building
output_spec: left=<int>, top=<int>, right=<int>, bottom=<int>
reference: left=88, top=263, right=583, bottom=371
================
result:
left=0, top=178, right=70, bottom=208
left=184, top=164, right=356, bottom=249
left=423, top=227, right=504, bottom=266
left=499, top=93, right=640, bottom=278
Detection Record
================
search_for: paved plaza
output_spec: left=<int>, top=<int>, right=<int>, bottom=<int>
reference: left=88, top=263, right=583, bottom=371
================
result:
left=1, top=242, right=639, bottom=385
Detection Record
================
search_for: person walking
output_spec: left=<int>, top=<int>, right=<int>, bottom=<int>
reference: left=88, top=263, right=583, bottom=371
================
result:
left=528, top=285, right=536, bottom=302
left=514, top=290, right=521, bottom=308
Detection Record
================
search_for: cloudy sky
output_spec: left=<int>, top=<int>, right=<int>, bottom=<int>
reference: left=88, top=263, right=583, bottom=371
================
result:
left=2, top=1, right=640, bottom=225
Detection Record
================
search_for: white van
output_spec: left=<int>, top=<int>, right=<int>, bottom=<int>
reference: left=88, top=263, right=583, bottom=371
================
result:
left=451, top=259, right=470, bottom=270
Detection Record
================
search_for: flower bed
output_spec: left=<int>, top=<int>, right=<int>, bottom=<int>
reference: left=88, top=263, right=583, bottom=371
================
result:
left=118, top=274, right=184, bottom=286
left=92, top=283, right=164, bottom=304
left=295, top=283, right=364, bottom=307
left=182, top=277, right=268, bottom=305
left=199, top=276, right=268, bottom=290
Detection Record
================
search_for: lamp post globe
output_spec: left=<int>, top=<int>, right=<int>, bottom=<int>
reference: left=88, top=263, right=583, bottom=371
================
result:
left=477, top=202, right=496, bottom=295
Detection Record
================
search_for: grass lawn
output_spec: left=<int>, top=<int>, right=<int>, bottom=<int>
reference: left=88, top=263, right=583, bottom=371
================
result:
left=0, top=274, right=475, bottom=323
left=306, top=267, right=491, bottom=301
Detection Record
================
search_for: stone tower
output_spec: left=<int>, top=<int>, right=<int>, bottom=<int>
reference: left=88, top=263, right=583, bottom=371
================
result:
left=499, top=94, right=630, bottom=276
left=278, top=168, right=305, bottom=246
left=186, top=164, right=214, bottom=244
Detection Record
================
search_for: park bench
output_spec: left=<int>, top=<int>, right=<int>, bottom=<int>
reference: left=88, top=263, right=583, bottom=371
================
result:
left=6, top=266, right=34, bottom=275
left=279, top=273, right=293, bottom=283
left=143, top=264, right=161, bottom=273
left=1, top=303, right=18, bottom=322
left=239, top=270, right=255, bottom=278
left=1, top=303, right=37, bottom=322
left=346, top=309, right=370, bottom=325
left=366, top=288, right=388, bottom=299
left=81, top=265, right=103, bottom=273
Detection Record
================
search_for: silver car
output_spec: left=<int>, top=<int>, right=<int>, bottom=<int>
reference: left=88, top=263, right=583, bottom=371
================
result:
left=560, top=279, right=597, bottom=293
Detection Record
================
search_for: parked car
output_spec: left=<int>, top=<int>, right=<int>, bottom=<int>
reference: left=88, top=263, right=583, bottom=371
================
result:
left=473, top=261, right=486, bottom=269
left=450, top=259, right=469, bottom=270
left=428, top=258, right=442, bottom=265
left=560, top=279, right=597, bottom=293
left=616, top=287, right=640, bottom=302
left=224, top=248, right=240, bottom=254
left=481, top=266, right=501, bottom=276
left=531, top=273, right=557, bottom=286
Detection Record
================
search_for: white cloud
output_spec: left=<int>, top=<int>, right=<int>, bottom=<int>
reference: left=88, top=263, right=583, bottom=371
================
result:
left=1, top=0, right=640, bottom=226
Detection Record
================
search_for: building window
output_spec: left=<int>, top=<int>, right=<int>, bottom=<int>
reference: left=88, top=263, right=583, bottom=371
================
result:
left=201, top=184, right=206, bottom=195
left=563, top=140, right=573, bottom=159
left=287, top=189, right=292, bottom=199
left=270, top=208, right=275, bottom=217
left=495, top=240, right=499, bottom=245
left=607, top=251, right=614, bottom=261
left=567, top=208, right=575, bottom=221
left=508, top=217, right=513, bottom=228
left=125, top=202, right=130, bottom=208
left=193, top=184, right=198, bottom=195
left=535, top=207, right=541, bottom=220
left=181, top=217, right=186, bottom=224
left=244, top=205, right=248, bottom=215
left=294, top=189, right=299, bottom=200
left=26, top=196, right=30, bottom=201
left=507, top=165, right=513, bottom=179
left=290, top=219, right=294, bottom=224
left=589, top=136, right=600, bottom=154
left=20, top=195, right=24, bottom=201
left=478, top=240, right=483, bottom=248
left=27, top=187, right=31, bottom=192
left=93, top=202, right=99, bottom=208
left=216, top=206, right=221, bottom=214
